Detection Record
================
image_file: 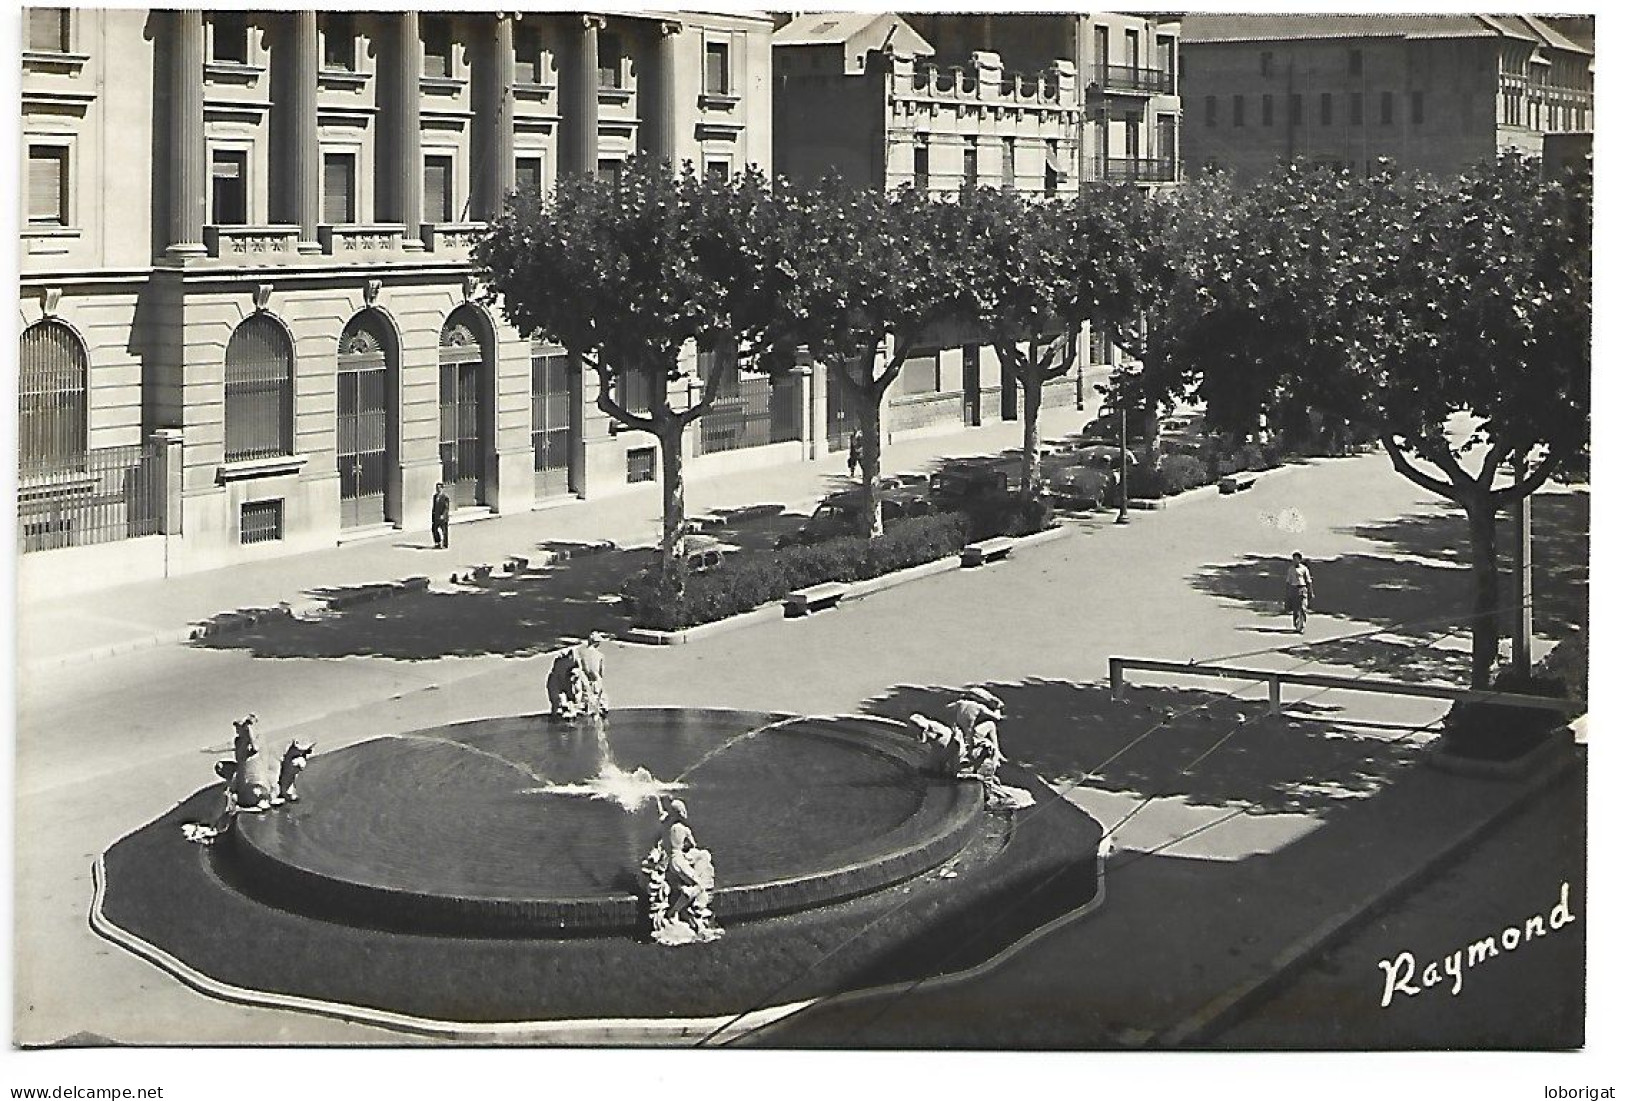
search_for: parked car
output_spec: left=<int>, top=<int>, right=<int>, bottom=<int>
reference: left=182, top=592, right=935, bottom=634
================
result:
left=1043, top=463, right=1116, bottom=510
left=928, top=462, right=1010, bottom=508
left=777, top=485, right=934, bottom=546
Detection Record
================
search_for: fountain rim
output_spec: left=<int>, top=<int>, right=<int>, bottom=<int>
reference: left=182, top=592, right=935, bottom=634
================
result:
left=228, top=707, right=987, bottom=936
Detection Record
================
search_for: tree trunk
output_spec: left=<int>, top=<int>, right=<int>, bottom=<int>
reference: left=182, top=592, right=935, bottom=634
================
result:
left=1465, top=497, right=1501, bottom=690
left=657, top=420, right=688, bottom=592
left=860, top=392, right=885, bottom=539
left=1020, top=366, right=1043, bottom=499
left=1141, top=404, right=1161, bottom=470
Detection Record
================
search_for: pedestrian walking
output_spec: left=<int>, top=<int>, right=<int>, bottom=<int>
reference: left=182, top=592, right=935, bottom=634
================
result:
left=847, top=428, right=864, bottom=479
left=431, top=482, right=452, bottom=549
left=1286, top=551, right=1315, bottom=633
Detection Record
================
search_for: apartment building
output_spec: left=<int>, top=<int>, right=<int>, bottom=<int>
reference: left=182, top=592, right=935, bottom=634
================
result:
left=1178, top=14, right=1594, bottom=181
left=19, top=8, right=774, bottom=585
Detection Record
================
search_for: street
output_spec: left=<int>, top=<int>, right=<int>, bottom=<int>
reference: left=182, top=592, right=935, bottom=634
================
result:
left=15, top=445, right=1589, bottom=1047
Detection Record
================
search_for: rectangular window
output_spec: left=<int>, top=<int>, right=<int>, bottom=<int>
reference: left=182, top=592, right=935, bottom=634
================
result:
left=27, top=8, right=70, bottom=52
left=963, top=144, right=977, bottom=189
left=899, top=350, right=939, bottom=394
left=1158, top=35, right=1175, bottom=85
left=598, top=31, right=622, bottom=88
left=1321, top=92, right=1333, bottom=126
left=706, top=160, right=730, bottom=183
left=1290, top=93, right=1303, bottom=125
left=1260, top=50, right=1273, bottom=77
left=1001, top=137, right=1015, bottom=189
left=321, top=12, right=354, bottom=70
left=210, top=149, right=248, bottom=226
left=424, top=154, right=453, bottom=224
left=1044, top=139, right=1059, bottom=196
left=27, top=146, right=67, bottom=226
left=513, top=23, right=543, bottom=85
left=597, top=159, right=622, bottom=186
left=322, top=152, right=355, bottom=224
left=211, top=12, right=248, bottom=64
left=1125, top=29, right=1139, bottom=70
left=914, top=142, right=929, bottom=191
left=626, top=447, right=656, bottom=484
left=515, top=155, right=544, bottom=196
left=704, top=40, right=729, bottom=95
left=1381, top=90, right=1394, bottom=124
left=619, top=370, right=652, bottom=415
left=423, top=17, right=452, bottom=79
left=1093, top=25, right=1109, bottom=73
left=1350, top=92, right=1364, bottom=125
left=1204, top=95, right=1217, bottom=127
left=1411, top=90, right=1425, bottom=124
left=240, top=500, right=284, bottom=545
left=1262, top=94, right=1274, bottom=127
left=1349, top=48, right=1363, bottom=76
left=1233, top=95, right=1245, bottom=126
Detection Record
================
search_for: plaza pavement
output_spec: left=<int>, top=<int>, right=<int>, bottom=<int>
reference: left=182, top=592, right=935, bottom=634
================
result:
left=11, top=423, right=1588, bottom=1049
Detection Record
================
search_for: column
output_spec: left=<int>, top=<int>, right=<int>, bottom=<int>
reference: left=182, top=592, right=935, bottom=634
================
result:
left=563, top=15, right=603, bottom=176
left=484, top=14, right=516, bottom=217
left=291, top=12, right=320, bottom=252
left=166, top=10, right=207, bottom=258
left=393, top=11, right=425, bottom=247
left=646, top=21, right=681, bottom=165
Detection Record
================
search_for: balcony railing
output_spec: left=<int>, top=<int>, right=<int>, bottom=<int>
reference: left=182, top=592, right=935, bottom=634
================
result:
left=204, top=224, right=302, bottom=260
left=420, top=222, right=485, bottom=255
left=1094, top=65, right=1173, bottom=95
left=319, top=224, right=408, bottom=255
left=1097, top=157, right=1178, bottom=184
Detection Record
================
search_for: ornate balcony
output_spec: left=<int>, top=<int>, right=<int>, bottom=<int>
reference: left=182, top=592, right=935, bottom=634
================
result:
left=203, top=224, right=302, bottom=260
left=318, top=224, right=409, bottom=256
left=419, top=222, right=485, bottom=257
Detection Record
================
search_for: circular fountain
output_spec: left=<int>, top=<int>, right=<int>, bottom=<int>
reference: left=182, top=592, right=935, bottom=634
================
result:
left=228, top=708, right=984, bottom=936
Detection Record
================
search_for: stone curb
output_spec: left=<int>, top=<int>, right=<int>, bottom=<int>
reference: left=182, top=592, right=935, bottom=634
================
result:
left=622, top=524, right=1077, bottom=646
left=1152, top=742, right=1584, bottom=1048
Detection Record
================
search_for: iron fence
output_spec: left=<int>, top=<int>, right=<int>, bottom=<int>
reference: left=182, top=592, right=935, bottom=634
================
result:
left=698, top=375, right=801, bottom=456
left=18, top=440, right=163, bottom=553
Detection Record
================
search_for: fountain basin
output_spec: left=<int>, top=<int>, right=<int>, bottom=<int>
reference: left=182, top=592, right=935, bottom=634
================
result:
left=229, top=708, right=984, bottom=936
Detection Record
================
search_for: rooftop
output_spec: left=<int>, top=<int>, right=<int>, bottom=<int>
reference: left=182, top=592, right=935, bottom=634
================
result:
left=1179, top=13, right=1591, bottom=54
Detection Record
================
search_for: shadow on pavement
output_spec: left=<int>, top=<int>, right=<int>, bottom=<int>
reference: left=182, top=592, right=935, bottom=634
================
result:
left=862, top=678, right=1429, bottom=816
left=1187, top=491, right=1588, bottom=685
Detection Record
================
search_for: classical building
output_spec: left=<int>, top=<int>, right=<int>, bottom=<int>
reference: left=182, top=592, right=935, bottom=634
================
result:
left=771, top=13, right=1178, bottom=444
left=1178, top=14, right=1594, bottom=181
left=19, top=8, right=775, bottom=586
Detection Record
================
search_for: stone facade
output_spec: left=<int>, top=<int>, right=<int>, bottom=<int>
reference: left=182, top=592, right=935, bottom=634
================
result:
left=1178, top=14, right=1593, bottom=182
left=20, top=9, right=776, bottom=579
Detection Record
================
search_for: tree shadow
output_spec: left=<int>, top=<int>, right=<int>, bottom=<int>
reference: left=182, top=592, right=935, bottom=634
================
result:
left=860, top=678, right=1427, bottom=818
left=188, top=512, right=798, bottom=661
left=1188, top=490, right=1588, bottom=684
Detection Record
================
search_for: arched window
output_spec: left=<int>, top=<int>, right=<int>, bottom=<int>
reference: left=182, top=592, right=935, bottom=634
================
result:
left=19, top=320, right=87, bottom=473
left=224, top=315, right=294, bottom=462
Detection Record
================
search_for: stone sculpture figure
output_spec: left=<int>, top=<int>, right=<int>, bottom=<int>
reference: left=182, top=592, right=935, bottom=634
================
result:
left=911, top=689, right=1037, bottom=812
left=229, top=714, right=275, bottom=812
left=642, top=798, right=723, bottom=946
left=272, top=741, right=316, bottom=806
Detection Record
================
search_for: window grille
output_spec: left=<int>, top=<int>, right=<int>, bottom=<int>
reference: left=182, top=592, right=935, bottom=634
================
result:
left=224, top=316, right=293, bottom=462
left=626, top=447, right=656, bottom=483
left=240, top=499, right=284, bottom=544
left=19, top=320, right=87, bottom=471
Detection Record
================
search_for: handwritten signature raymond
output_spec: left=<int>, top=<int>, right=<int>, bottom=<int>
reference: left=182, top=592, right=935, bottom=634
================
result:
left=1377, top=882, right=1577, bottom=1008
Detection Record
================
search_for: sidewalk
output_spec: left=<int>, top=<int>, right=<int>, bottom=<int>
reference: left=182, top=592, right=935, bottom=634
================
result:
left=17, top=410, right=1091, bottom=670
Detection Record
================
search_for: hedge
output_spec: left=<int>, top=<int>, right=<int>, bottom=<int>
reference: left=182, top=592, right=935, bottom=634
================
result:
left=621, top=513, right=969, bottom=631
